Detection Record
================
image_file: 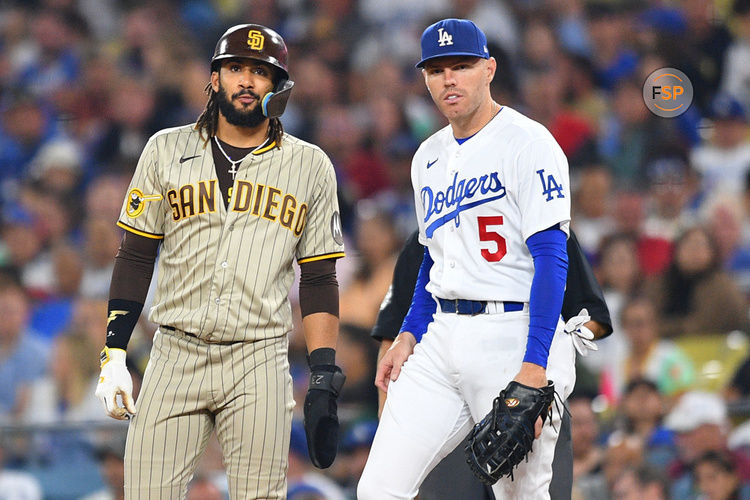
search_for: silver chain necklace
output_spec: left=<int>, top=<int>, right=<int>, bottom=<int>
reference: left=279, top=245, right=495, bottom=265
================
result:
left=213, top=137, right=260, bottom=180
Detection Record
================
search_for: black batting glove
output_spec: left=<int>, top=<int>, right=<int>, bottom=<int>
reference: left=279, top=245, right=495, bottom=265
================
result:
left=303, top=347, right=346, bottom=469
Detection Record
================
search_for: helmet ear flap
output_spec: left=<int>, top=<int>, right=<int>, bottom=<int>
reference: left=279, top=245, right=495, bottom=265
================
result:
left=261, top=80, right=294, bottom=118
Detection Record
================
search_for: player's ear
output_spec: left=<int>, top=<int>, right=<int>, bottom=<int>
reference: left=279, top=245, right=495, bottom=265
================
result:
left=210, top=69, right=220, bottom=93
left=486, top=57, right=497, bottom=83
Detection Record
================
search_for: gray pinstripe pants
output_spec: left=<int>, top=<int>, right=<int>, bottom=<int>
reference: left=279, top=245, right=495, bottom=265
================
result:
left=125, top=329, right=294, bottom=499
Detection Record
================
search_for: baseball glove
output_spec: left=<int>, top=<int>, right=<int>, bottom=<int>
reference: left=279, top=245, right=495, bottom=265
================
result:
left=464, top=380, right=555, bottom=484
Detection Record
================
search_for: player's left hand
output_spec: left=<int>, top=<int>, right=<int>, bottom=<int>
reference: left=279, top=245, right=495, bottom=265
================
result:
left=513, top=362, right=548, bottom=438
left=304, top=348, right=346, bottom=469
left=564, top=308, right=598, bottom=356
left=465, top=379, right=556, bottom=485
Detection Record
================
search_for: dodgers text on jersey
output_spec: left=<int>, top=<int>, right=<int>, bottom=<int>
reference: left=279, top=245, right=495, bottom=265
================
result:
left=421, top=171, right=506, bottom=238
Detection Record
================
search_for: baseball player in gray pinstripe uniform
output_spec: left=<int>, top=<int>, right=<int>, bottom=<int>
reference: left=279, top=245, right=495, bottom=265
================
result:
left=94, top=24, right=347, bottom=499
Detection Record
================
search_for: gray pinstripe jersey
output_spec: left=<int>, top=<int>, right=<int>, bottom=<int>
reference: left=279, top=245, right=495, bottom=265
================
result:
left=117, top=124, right=345, bottom=342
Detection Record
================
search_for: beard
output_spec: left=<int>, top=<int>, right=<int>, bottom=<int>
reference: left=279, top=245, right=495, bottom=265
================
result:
left=215, top=83, right=267, bottom=128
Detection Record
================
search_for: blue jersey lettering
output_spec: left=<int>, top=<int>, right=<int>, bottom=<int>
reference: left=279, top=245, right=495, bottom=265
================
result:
left=421, top=171, right=506, bottom=237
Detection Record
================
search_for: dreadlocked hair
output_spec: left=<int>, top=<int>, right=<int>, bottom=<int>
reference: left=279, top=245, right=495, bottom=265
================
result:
left=268, top=116, right=284, bottom=148
left=195, top=83, right=219, bottom=144
left=194, top=82, right=284, bottom=149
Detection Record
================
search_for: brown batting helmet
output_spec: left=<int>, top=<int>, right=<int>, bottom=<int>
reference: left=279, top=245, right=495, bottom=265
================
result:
left=211, top=24, right=293, bottom=118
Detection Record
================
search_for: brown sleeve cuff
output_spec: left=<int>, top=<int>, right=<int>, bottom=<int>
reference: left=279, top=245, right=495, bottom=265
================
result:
left=299, top=258, right=339, bottom=318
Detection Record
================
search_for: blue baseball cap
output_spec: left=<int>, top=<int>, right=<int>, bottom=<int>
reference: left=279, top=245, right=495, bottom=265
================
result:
left=2, top=203, right=34, bottom=227
left=710, top=93, right=746, bottom=122
left=416, top=18, right=489, bottom=68
left=342, top=419, right=378, bottom=451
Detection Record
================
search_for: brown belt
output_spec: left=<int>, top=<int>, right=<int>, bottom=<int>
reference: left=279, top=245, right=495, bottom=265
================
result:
left=160, top=325, right=197, bottom=338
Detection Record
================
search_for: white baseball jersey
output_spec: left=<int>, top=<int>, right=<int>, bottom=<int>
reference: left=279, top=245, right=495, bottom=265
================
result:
left=411, top=106, right=570, bottom=302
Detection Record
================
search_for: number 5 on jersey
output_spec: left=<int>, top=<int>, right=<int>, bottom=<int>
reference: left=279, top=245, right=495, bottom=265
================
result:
left=478, top=216, right=506, bottom=262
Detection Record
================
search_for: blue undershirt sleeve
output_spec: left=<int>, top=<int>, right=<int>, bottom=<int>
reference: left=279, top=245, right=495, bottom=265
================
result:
left=523, top=226, right=568, bottom=368
left=399, top=246, right=436, bottom=342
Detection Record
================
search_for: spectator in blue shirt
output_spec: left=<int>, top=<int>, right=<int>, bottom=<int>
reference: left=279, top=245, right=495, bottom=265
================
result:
left=0, top=280, right=48, bottom=421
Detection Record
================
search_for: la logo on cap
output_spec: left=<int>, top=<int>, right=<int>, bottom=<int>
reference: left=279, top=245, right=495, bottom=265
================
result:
left=437, top=27, right=453, bottom=47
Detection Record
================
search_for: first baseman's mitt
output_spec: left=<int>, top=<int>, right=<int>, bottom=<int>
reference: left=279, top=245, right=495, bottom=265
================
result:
left=464, top=380, right=555, bottom=484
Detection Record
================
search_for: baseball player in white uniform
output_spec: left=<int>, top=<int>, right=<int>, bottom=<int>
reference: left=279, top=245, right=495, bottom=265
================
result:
left=357, top=19, right=575, bottom=499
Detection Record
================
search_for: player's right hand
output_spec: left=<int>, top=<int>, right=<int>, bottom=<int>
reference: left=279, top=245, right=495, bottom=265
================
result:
left=564, top=308, right=598, bottom=357
left=95, top=347, right=136, bottom=420
left=375, top=331, right=416, bottom=393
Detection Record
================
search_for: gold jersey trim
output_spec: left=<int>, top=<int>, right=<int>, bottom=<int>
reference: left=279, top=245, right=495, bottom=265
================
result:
left=252, top=140, right=276, bottom=155
left=117, top=221, right=165, bottom=240
left=297, top=252, right=345, bottom=264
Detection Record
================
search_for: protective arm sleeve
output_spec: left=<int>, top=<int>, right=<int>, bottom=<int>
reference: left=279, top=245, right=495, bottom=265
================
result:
left=399, top=246, right=436, bottom=342
left=106, top=231, right=158, bottom=349
left=523, top=226, right=568, bottom=368
left=299, top=259, right=339, bottom=318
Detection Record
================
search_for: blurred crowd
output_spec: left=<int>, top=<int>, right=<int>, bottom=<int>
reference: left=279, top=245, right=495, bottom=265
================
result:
left=1, top=0, right=750, bottom=498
